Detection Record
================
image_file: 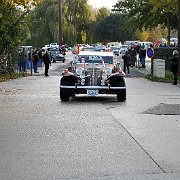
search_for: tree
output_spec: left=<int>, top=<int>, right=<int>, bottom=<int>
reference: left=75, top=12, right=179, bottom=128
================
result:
left=113, top=0, right=178, bottom=38
left=0, top=0, right=41, bottom=73
left=94, top=13, right=136, bottom=43
left=26, top=0, right=59, bottom=48
left=96, top=7, right=110, bottom=22
left=114, top=0, right=178, bottom=43
left=26, top=0, right=93, bottom=46
left=149, top=0, right=178, bottom=44
left=0, top=0, right=30, bottom=72
left=64, top=0, right=92, bottom=43
left=11, top=0, right=41, bottom=8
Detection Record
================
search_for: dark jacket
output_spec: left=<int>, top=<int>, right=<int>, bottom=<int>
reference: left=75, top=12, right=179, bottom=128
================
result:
left=122, top=53, right=130, bottom=64
left=171, top=54, right=179, bottom=73
left=139, top=48, right=146, bottom=58
left=43, top=52, right=51, bottom=67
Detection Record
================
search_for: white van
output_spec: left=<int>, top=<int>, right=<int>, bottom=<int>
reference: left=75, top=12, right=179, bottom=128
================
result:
left=107, top=42, right=122, bottom=49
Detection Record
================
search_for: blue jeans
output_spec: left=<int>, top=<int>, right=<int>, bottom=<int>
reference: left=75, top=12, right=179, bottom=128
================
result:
left=33, top=61, right=38, bottom=72
left=141, top=57, right=145, bottom=67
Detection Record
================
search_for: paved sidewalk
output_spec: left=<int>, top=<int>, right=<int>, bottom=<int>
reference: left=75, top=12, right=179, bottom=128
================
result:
left=130, top=59, right=151, bottom=77
left=124, top=59, right=151, bottom=77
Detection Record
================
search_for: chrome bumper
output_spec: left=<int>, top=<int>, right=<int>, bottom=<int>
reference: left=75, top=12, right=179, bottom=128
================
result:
left=59, top=85, right=126, bottom=90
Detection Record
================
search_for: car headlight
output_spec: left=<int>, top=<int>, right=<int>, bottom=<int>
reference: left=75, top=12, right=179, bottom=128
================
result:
left=105, top=68, right=112, bottom=76
left=80, top=74, right=85, bottom=79
left=102, top=73, right=107, bottom=79
left=76, top=68, right=82, bottom=75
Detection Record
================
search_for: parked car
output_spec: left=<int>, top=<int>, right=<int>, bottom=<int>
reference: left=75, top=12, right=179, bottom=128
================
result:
left=95, top=46, right=107, bottom=52
left=124, top=41, right=139, bottom=47
left=49, top=49, right=65, bottom=63
left=80, top=46, right=95, bottom=52
left=59, top=51, right=126, bottom=101
left=50, top=43, right=59, bottom=49
left=110, top=46, right=119, bottom=56
left=107, top=42, right=122, bottom=49
left=120, top=45, right=128, bottom=54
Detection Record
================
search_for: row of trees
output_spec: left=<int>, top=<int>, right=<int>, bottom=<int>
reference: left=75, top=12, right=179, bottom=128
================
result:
left=0, top=0, right=178, bottom=72
left=26, top=0, right=178, bottom=47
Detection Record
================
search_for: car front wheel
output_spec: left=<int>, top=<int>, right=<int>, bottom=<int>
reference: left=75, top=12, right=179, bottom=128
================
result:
left=117, top=89, right=126, bottom=102
left=60, top=87, right=70, bottom=101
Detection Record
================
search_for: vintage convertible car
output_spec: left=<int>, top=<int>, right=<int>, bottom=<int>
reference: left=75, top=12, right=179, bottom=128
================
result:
left=59, top=51, right=126, bottom=101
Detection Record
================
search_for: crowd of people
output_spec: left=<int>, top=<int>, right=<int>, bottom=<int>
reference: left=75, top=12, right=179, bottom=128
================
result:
left=122, top=43, right=150, bottom=75
left=122, top=43, right=179, bottom=85
left=18, top=45, right=67, bottom=76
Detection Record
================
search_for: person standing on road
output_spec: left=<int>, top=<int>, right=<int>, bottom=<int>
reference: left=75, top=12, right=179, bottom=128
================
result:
left=139, top=45, right=146, bottom=68
left=170, top=50, right=179, bottom=85
left=122, top=51, right=130, bottom=75
left=130, top=46, right=137, bottom=67
left=38, top=49, right=43, bottom=67
left=43, top=51, right=51, bottom=76
left=32, top=50, right=39, bottom=73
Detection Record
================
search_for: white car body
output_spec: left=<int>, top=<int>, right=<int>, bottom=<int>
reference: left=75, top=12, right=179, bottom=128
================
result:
left=107, top=42, right=122, bottom=49
left=50, top=43, right=59, bottom=49
left=120, top=45, right=128, bottom=54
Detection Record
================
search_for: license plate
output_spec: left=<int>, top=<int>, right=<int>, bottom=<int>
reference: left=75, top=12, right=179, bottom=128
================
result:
left=87, top=90, right=99, bottom=96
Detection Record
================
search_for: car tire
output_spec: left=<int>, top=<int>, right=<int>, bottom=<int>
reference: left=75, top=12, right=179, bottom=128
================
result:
left=117, top=89, right=126, bottom=102
left=60, top=81, right=70, bottom=101
left=60, top=87, right=70, bottom=101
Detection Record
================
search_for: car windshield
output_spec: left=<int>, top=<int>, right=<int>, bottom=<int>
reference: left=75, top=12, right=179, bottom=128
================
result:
left=77, top=55, right=113, bottom=64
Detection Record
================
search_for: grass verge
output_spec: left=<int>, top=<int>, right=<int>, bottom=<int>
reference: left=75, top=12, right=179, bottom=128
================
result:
left=146, top=69, right=180, bottom=83
left=0, top=72, right=30, bottom=82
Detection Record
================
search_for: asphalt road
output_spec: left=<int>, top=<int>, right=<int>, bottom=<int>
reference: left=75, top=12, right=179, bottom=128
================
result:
left=0, top=52, right=180, bottom=179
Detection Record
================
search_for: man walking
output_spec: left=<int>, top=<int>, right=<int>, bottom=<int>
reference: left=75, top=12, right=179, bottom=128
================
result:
left=43, top=51, right=51, bottom=76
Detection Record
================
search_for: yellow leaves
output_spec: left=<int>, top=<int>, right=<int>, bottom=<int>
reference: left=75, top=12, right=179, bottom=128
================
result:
left=136, top=25, right=168, bottom=42
left=9, top=0, right=41, bottom=8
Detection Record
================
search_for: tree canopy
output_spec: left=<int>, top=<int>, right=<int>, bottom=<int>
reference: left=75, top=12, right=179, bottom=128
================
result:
left=94, top=13, right=136, bottom=43
left=113, top=0, right=178, bottom=30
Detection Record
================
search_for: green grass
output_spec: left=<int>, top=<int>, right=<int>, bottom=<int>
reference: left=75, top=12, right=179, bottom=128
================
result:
left=0, top=72, right=29, bottom=82
left=146, top=69, right=180, bottom=83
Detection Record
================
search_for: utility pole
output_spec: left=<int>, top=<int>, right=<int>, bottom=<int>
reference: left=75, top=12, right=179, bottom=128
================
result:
left=58, top=0, right=62, bottom=46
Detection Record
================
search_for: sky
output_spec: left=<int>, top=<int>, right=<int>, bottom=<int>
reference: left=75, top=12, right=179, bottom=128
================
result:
left=88, top=0, right=118, bottom=9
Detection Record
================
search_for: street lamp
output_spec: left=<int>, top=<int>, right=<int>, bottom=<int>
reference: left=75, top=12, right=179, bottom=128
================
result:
left=58, top=0, right=62, bottom=46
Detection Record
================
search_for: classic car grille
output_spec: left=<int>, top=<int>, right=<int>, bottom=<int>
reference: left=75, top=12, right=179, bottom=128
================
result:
left=85, top=68, right=102, bottom=86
